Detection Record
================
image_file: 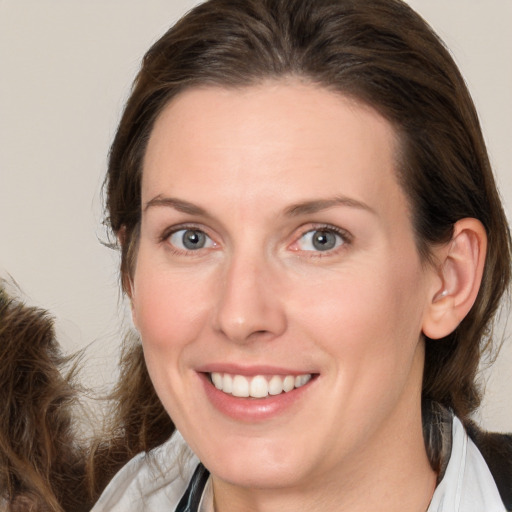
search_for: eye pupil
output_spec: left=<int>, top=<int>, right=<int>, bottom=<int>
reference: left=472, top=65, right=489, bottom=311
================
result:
left=312, top=230, right=337, bottom=251
left=182, top=230, right=206, bottom=249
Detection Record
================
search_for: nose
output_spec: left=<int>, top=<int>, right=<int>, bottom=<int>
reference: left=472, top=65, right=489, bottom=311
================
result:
left=213, top=251, right=287, bottom=344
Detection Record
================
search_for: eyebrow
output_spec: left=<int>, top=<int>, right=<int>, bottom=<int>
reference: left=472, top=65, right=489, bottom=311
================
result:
left=284, top=196, right=376, bottom=217
left=143, top=194, right=375, bottom=217
left=144, top=196, right=207, bottom=216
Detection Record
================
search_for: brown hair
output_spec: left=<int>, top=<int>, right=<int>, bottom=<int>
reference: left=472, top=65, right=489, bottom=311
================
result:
left=106, top=0, right=510, bottom=429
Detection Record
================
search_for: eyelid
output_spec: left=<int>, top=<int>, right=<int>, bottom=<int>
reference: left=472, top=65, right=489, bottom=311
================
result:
left=160, top=222, right=209, bottom=241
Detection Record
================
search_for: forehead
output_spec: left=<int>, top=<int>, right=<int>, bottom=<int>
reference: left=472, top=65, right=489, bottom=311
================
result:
left=142, top=81, right=408, bottom=224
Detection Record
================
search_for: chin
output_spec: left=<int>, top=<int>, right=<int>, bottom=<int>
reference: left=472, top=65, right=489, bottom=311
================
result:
left=211, top=457, right=308, bottom=490
left=194, top=431, right=317, bottom=490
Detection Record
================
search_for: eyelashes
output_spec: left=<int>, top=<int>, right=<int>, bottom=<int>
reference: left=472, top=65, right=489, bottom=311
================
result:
left=160, top=223, right=352, bottom=257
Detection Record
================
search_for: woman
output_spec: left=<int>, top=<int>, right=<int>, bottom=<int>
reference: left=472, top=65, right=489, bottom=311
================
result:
left=93, top=0, right=512, bottom=509
left=2, top=0, right=511, bottom=510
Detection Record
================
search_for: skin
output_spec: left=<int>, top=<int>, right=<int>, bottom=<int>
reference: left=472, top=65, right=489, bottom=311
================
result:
left=131, top=81, right=443, bottom=511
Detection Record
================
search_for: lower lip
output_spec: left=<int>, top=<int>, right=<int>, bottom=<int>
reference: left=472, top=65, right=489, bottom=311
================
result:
left=199, top=373, right=315, bottom=423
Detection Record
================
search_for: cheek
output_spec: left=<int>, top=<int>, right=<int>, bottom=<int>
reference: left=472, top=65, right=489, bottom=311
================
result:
left=297, top=254, right=427, bottom=370
left=132, top=256, right=211, bottom=353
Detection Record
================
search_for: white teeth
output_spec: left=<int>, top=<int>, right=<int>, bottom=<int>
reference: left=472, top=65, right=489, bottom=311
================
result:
left=232, top=375, right=249, bottom=397
left=210, top=372, right=312, bottom=398
left=268, top=375, right=283, bottom=395
left=211, top=372, right=223, bottom=389
left=283, top=375, right=295, bottom=392
left=295, top=374, right=312, bottom=388
left=250, top=375, right=268, bottom=398
left=223, top=373, right=233, bottom=394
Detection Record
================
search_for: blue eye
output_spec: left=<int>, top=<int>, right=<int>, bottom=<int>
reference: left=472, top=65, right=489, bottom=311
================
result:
left=297, top=229, right=345, bottom=252
left=168, top=229, right=215, bottom=251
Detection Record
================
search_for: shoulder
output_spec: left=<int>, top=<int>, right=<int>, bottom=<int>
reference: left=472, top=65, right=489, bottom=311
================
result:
left=90, top=431, right=200, bottom=512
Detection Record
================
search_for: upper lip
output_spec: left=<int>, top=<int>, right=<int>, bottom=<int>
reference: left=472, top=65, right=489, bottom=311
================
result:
left=196, top=363, right=316, bottom=377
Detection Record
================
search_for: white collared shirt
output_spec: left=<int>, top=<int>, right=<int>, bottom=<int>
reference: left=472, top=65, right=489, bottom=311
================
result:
left=427, top=416, right=506, bottom=511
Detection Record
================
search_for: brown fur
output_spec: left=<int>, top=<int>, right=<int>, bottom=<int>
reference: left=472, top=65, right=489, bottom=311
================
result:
left=0, top=285, right=91, bottom=511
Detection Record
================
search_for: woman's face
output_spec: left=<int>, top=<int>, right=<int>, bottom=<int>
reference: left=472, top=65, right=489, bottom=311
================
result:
left=131, top=82, right=440, bottom=490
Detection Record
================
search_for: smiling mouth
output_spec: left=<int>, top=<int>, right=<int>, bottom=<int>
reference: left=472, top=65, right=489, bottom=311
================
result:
left=209, top=372, right=313, bottom=398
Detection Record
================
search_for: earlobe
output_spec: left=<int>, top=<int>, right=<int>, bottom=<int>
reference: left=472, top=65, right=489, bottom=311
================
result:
left=422, top=218, right=487, bottom=340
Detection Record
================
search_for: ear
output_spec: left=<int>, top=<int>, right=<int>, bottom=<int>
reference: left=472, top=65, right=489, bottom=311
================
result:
left=422, top=218, right=487, bottom=340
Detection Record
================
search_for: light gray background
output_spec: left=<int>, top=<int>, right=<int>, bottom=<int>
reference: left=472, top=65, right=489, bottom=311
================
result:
left=1, top=0, right=511, bottom=431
